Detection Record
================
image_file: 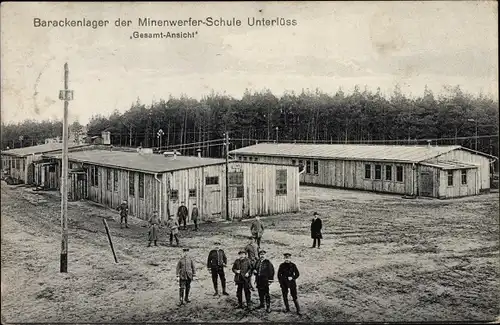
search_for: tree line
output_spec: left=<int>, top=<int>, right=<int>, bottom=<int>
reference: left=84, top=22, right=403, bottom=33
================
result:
left=2, top=85, right=499, bottom=159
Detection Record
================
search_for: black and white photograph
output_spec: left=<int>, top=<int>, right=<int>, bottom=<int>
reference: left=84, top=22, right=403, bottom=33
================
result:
left=1, top=1, right=498, bottom=323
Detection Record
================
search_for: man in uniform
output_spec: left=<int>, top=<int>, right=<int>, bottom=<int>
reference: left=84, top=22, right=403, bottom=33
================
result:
left=176, top=247, right=196, bottom=306
left=207, top=241, right=229, bottom=296
left=311, top=212, right=323, bottom=248
left=177, top=203, right=189, bottom=230
left=254, top=250, right=275, bottom=313
left=147, top=210, right=161, bottom=247
left=277, top=253, right=302, bottom=315
left=116, top=200, right=129, bottom=228
left=244, top=236, right=258, bottom=291
left=191, top=203, right=199, bottom=231
left=166, top=215, right=180, bottom=246
left=250, top=216, right=265, bottom=248
left=232, top=250, right=253, bottom=310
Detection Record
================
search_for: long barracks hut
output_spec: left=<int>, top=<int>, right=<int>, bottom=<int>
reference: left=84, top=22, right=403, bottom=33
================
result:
left=1, top=142, right=91, bottom=185
left=230, top=143, right=498, bottom=199
left=42, top=149, right=300, bottom=222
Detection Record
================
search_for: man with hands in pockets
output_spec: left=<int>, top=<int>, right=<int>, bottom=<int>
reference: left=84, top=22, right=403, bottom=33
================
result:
left=176, top=248, right=196, bottom=306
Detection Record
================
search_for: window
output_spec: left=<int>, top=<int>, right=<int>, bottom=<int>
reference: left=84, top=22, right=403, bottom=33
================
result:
left=170, top=189, right=179, bottom=200
left=106, top=169, right=112, bottom=191
left=461, top=170, right=467, bottom=185
left=276, top=170, right=287, bottom=195
left=189, top=189, right=196, bottom=198
left=254, top=157, right=258, bottom=162
left=228, top=171, right=244, bottom=198
left=243, top=157, right=247, bottom=161
left=129, top=172, right=135, bottom=196
left=365, top=164, right=371, bottom=179
left=113, top=170, right=118, bottom=192
left=313, top=161, right=319, bottom=175
left=238, top=156, right=242, bottom=160
left=298, top=160, right=304, bottom=172
left=306, top=161, right=311, bottom=174
left=49, top=165, right=56, bottom=173
left=396, top=166, right=404, bottom=182
left=16, top=159, right=19, bottom=169
left=374, top=165, right=382, bottom=180
left=292, top=159, right=296, bottom=165
left=447, top=170, right=454, bottom=186
left=138, top=173, right=144, bottom=198
left=90, top=166, right=99, bottom=186
left=206, top=176, right=219, bottom=185
left=21, top=160, right=25, bottom=171
left=385, top=165, right=392, bottom=181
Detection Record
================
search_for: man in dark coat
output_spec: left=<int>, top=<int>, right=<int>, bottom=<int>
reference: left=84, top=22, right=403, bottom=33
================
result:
left=310, top=212, right=323, bottom=248
left=176, top=248, right=196, bottom=306
left=232, top=250, right=253, bottom=310
left=191, top=203, right=199, bottom=231
left=147, top=210, right=161, bottom=247
left=278, top=253, right=301, bottom=315
left=250, top=216, right=265, bottom=248
left=207, top=241, right=229, bottom=296
left=116, top=200, right=129, bottom=228
left=254, top=250, right=275, bottom=312
left=177, top=204, right=189, bottom=230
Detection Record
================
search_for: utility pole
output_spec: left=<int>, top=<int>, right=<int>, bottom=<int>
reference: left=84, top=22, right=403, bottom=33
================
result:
left=58, top=62, right=73, bottom=273
left=224, top=132, right=230, bottom=221
left=275, top=127, right=279, bottom=143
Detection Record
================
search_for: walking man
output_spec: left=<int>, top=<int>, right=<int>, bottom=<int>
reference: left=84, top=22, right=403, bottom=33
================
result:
left=278, top=253, right=302, bottom=315
left=250, top=216, right=265, bottom=248
left=311, top=212, right=323, bottom=248
left=232, top=250, right=253, bottom=310
left=245, top=236, right=258, bottom=291
left=166, top=215, right=180, bottom=246
left=191, top=203, right=199, bottom=231
left=147, top=210, right=161, bottom=247
left=207, top=241, right=229, bottom=296
left=176, top=248, right=196, bottom=306
left=178, top=203, right=189, bottom=230
left=254, top=250, right=275, bottom=313
left=116, top=200, right=129, bottom=228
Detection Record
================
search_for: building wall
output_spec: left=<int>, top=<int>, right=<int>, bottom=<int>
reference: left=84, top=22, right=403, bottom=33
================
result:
left=429, top=149, right=491, bottom=190
left=234, top=154, right=415, bottom=195
left=1, top=155, right=27, bottom=183
left=438, top=168, right=479, bottom=199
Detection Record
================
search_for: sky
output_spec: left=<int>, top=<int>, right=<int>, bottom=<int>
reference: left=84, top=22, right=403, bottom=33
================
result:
left=1, top=1, right=498, bottom=125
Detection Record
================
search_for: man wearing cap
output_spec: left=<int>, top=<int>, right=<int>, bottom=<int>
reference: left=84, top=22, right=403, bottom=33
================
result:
left=278, top=253, right=302, bottom=315
left=176, top=248, right=196, bottom=306
left=244, top=236, right=258, bottom=291
left=177, top=203, right=189, bottom=230
left=254, top=250, right=275, bottom=313
left=147, top=210, right=161, bottom=247
left=166, top=215, right=180, bottom=246
left=207, top=242, right=229, bottom=296
left=250, top=216, right=265, bottom=248
left=191, top=203, right=199, bottom=231
left=116, top=200, right=129, bottom=229
left=311, top=212, right=323, bottom=249
left=232, top=250, right=253, bottom=310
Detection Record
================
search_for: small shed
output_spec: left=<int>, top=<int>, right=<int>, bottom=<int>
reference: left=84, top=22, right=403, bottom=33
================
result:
left=1, top=142, right=91, bottom=185
left=43, top=149, right=300, bottom=222
left=230, top=143, right=498, bottom=199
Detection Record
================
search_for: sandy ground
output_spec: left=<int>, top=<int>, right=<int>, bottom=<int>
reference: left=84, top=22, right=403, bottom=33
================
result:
left=1, top=183, right=498, bottom=322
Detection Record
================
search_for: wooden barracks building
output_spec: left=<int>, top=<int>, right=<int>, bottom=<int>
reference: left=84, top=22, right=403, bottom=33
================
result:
left=39, top=149, right=300, bottom=222
left=230, top=143, right=497, bottom=199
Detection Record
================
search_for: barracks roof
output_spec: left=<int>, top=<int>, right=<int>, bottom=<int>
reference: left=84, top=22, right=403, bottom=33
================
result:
left=45, top=150, right=228, bottom=173
left=229, top=143, right=492, bottom=163
left=1, top=143, right=91, bottom=157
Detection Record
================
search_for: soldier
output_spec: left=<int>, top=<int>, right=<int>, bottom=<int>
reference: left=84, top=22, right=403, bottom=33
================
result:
left=244, top=236, right=258, bottom=291
left=191, top=203, right=199, bottom=231
left=176, top=248, right=196, bottom=306
left=178, top=203, right=189, bottom=230
left=116, top=200, right=129, bottom=228
left=232, top=250, right=253, bottom=310
left=147, top=210, right=161, bottom=247
left=166, top=215, right=180, bottom=246
left=311, top=212, right=323, bottom=248
left=254, top=250, right=275, bottom=313
left=207, top=241, right=229, bottom=296
left=277, top=253, right=302, bottom=316
left=250, top=216, right=265, bottom=248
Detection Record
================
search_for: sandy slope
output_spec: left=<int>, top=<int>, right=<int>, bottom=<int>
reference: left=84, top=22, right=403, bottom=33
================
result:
left=1, top=184, right=498, bottom=322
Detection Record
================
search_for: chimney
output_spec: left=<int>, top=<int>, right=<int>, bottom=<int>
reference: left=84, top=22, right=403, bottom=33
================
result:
left=197, top=149, right=201, bottom=158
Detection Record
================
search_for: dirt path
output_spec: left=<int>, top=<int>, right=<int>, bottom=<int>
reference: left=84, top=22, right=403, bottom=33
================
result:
left=1, top=184, right=498, bottom=322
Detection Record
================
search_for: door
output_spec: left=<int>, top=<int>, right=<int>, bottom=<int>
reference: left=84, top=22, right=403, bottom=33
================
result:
left=420, top=171, right=434, bottom=197
left=203, top=186, right=222, bottom=221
